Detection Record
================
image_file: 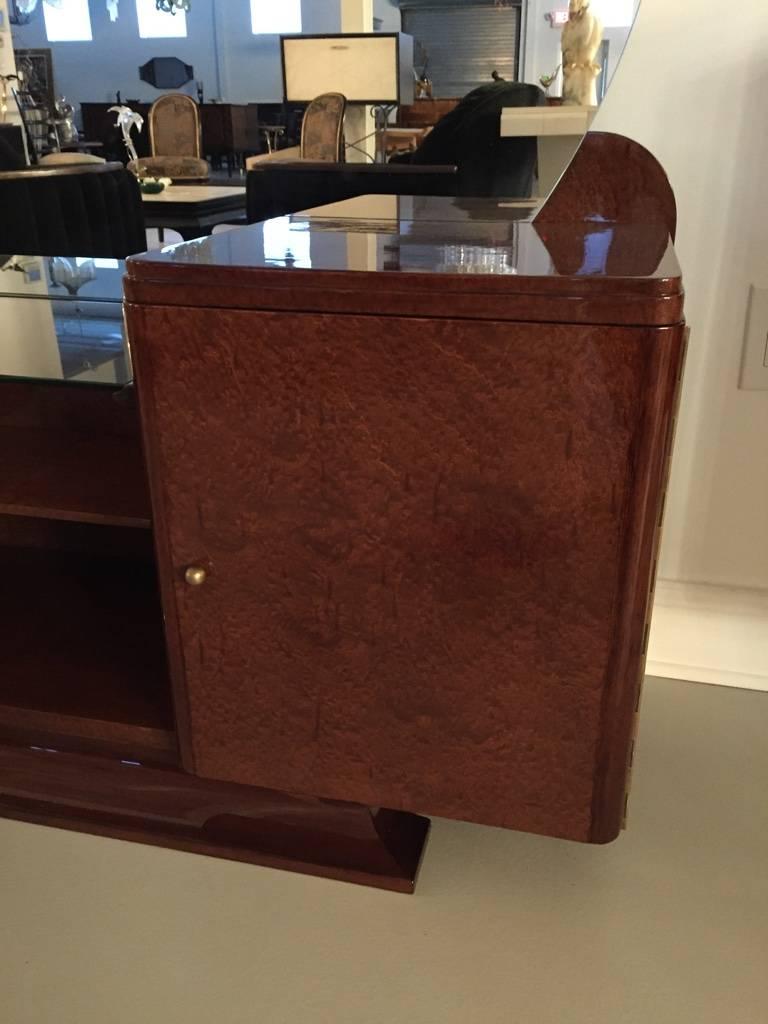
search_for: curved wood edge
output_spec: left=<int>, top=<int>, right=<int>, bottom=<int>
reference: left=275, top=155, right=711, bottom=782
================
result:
left=535, top=131, right=678, bottom=241
left=0, top=744, right=430, bottom=893
left=589, top=324, right=688, bottom=843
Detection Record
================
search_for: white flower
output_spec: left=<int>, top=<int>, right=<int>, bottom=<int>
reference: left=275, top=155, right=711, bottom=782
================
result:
left=108, top=105, right=144, bottom=164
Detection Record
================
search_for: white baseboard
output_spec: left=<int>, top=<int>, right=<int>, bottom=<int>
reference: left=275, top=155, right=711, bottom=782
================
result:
left=647, top=580, right=768, bottom=692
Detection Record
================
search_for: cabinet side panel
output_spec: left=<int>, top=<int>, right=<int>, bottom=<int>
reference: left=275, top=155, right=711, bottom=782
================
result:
left=589, top=322, right=687, bottom=842
left=127, top=306, right=665, bottom=842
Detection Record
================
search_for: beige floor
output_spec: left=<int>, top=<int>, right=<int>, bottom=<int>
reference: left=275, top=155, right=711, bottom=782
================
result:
left=1, top=677, right=766, bottom=1024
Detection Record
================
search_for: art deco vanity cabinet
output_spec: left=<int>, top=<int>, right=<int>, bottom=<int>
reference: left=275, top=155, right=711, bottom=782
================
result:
left=0, top=135, right=687, bottom=892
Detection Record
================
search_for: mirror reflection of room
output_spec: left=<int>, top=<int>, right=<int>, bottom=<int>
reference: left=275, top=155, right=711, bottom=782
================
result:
left=0, top=0, right=640, bottom=203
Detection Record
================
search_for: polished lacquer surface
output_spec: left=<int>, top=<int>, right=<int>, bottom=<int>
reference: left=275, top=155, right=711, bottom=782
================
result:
left=0, top=194, right=681, bottom=390
left=126, top=201, right=683, bottom=331
left=130, top=200, right=681, bottom=299
left=125, top=151, right=686, bottom=844
left=1, top=133, right=686, bottom=885
left=127, top=301, right=683, bottom=842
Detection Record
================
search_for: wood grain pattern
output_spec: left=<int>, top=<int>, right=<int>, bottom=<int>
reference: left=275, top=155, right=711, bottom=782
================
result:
left=0, top=380, right=140, bottom=437
left=0, top=427, right=151, bottom=528
left=127, top=301, right=685, bottom=843
left=0, top=744, right=429, bottom=893
left=588, top=321, right=686, bottom=840
left=535, top=132, right=678, bottom=240
left=533, top=222, right=673, bottom=281
left=124, top=279, right=683, bottom=330
left=124, top=210, right=683, bottom=329
left=0, top=382, right=151, bottom=528
left=0, top=708, right=175, bottom=764
left=0, top=132, right=687, bottom=887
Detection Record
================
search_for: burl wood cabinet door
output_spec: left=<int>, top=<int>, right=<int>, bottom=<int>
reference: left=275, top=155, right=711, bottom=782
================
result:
left=129, top=304, right=681, bottom=842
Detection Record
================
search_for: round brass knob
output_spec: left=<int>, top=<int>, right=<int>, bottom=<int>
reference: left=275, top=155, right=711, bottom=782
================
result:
left=184, top=566, right=208, bottom=587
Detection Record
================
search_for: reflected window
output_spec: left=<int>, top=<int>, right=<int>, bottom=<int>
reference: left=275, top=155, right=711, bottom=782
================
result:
left=250, top=0, right=302, bottom=34
left=136, top=0, right=188, bottom=38
left=262, top=217, right=311, bottom=268
left=591, top=0, right=636, bottom=28
left=43, top=0, right=93, bottom=42
left=578, top=226, right=615, bottom=276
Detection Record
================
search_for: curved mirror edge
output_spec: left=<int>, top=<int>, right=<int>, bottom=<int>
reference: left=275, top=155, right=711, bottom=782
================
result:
left=526, top=0, right=644, bottom=207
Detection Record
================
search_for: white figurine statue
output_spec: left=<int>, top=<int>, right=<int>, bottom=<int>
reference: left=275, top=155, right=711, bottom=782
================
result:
left=561, top=0, right=604, bottom=107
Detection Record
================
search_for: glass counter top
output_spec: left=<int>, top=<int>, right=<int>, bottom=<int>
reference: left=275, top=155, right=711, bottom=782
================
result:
left=132, top=196, right=680, bottom=285
left=0, top=255, right=130, bottom=388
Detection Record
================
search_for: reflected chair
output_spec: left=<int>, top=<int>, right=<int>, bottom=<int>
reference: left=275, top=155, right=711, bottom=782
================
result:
left=129, top=93, right=209, bottom=182
left=11, top=85, right=52, bottom=163
left=0, top=163, right=146, bottom=257
left=246, top=93, right=347, bottom=168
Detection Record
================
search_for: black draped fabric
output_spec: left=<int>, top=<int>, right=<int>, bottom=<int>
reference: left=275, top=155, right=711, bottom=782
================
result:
left=247, top=162, right=458, bottom=224
left=0, top=164, right=146, bottom=257
left=0, top=133, right=24, bottom=172
left=392, top=82, right=547, bottom=198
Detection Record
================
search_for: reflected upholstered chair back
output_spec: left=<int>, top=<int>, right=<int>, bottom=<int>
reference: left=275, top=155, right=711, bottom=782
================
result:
left=300, top=93, right=347, bottom=162
left=0, top=163, right=146, bottom=257
left=149, top=93, right=202, bottom=159
left=137, top=93, right=208, bottom=181
left=245, top=93, right=347, bottom=169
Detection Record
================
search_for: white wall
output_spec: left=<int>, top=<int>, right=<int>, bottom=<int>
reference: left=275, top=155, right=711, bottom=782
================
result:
left=216, top=0, right=342, bottom=103
left=10, top=0, right=342, bottom=107
left=0, top=257, right=62, bottom=379
left=11, top=0, right=219, bottom=104
left=373, top=0, right=401, bottom=33
left=0, top=0, right=21, bottom=123
left=9, top=1, right=639, bottom=111
left=522, top=0, right=560, bottom=87
left=594, top=0, right=768, bottom=688
left=0, top=0, right=14, bottom=76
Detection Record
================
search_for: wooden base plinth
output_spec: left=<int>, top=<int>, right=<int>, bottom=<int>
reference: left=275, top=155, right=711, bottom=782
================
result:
left=0, top=745, right=430, bottom=893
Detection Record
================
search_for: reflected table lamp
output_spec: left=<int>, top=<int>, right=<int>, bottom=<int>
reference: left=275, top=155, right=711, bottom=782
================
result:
left=280, top=32, right=414, bottom=162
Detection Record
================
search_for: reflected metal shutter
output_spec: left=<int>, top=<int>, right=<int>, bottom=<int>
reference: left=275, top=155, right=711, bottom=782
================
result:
left=402, top=4, right=521, bottom=98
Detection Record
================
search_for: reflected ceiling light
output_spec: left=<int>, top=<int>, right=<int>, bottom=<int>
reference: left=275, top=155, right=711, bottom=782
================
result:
left=155, top=0, right=191, bottom=13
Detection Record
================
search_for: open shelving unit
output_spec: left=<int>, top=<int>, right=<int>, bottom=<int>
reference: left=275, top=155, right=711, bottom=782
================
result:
left=0, top=426, right=152, bottom=528
left=0, top=383, right=177, bottom=765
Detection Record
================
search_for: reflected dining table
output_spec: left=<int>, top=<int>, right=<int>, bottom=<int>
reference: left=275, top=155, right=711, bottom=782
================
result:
left=141, top=184, right=247, bottom=240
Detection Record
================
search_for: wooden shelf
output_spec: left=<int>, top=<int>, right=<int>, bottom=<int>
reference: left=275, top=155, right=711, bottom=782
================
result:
left=0, top=546, right=176, bottom=762
left=0, top=427, right=152, bottom=529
